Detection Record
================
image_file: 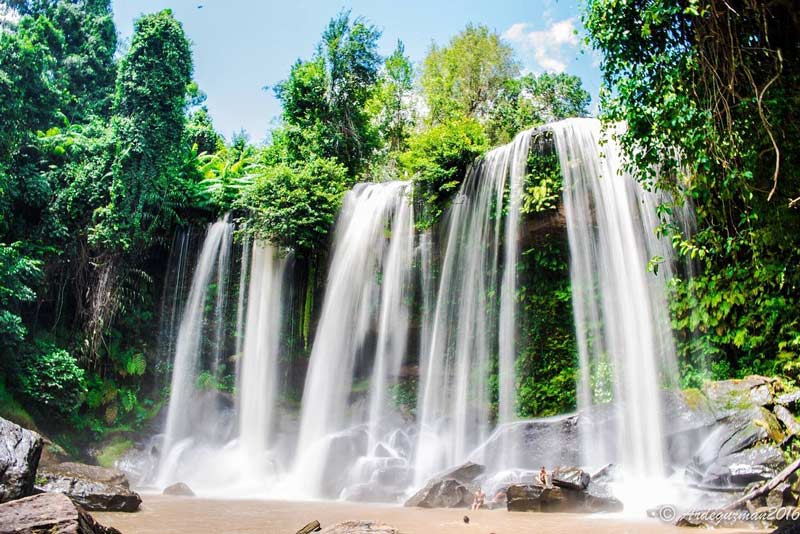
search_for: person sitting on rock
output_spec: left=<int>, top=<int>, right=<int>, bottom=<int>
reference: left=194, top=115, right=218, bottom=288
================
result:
left=539, top=466, right=548, bottom=487
left=471, top=487, right=485, bottom=510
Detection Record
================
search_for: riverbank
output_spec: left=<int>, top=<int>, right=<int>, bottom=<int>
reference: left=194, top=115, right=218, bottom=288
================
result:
left=93, top=495, right=768, bottom=534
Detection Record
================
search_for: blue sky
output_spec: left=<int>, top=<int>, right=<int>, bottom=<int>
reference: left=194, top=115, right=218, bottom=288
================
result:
left=112, top=0, right=601, bottom=143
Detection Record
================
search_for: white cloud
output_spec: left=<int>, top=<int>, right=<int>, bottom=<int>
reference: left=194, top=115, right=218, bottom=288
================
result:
left=502, top=19, right=579, bottom=74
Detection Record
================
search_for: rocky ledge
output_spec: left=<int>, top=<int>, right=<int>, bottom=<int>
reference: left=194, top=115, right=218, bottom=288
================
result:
left=0, top=492, right=121, bottom=534
left=36, top=461, right=142, bottom=512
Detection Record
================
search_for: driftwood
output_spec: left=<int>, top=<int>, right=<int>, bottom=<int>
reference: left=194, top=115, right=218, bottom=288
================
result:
left=297, top=520, right=322, bottom=534
left=722, top=457, right=800, bottom=511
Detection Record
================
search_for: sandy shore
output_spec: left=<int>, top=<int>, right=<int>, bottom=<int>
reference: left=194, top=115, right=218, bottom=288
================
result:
left=94, top=495, right=769, bottom=534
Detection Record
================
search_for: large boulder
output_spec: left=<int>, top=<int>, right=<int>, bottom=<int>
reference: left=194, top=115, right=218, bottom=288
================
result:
left=36, top=462, right=141, bottom=512
left=687, top=406, right=786, bottom=490
left=435, top=461, right=485, bottom=484
left=320, top=521, right=399, bottom=533
left=470, top=415, right=581, bottom=472
left=404, top=478, right=474, bottom=508
left=0, top=492, right=121, bottom=534
left=552, top=466, right=590, bottom=491
left=506, top=483, right=622, bottom=513
left=0, top=416, right=43, bottom=503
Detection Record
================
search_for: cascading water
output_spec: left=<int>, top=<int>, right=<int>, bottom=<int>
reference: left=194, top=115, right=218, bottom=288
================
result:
left=553, top=118, right=685, bottom=507
left=155, top=214, right=292, bottom=494
left=285, top=181, right=415, bottom=499
left=160, top=216, right=234, bottom=470
left=414, top=129, right=532, bottom=484
left=150, top=119, right=694, bottom=510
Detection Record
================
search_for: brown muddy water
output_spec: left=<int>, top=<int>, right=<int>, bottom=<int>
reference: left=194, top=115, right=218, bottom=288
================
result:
left=94, top=495, right=769, bottom=534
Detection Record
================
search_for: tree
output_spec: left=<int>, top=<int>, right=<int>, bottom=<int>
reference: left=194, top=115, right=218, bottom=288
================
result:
left=367, top=40, right=415, bottom=154
left=239, top=157, right=350, bottom=254
left=400, top=117, right=488, bottom=226
left=486, top=72, right=591, bottom=144
left=91, top=9, right=193, bottom=251
left=584, top=0, right=800, bottom=379
left=420, top=24, right=518, bottom=124
left=274, top=10, right=382, bottom=176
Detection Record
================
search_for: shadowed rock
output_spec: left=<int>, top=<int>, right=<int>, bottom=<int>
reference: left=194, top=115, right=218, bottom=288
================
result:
left=506, top=483, right=623, bottom=513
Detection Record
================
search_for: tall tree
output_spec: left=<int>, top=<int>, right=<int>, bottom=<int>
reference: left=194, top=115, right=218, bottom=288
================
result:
left=420, top=24, right=518, bottom=124
left=274, top=10, right=381, bottom=176
left=91, top=9, right=192, bottom=251
left=368, top=40, right=415, bottom=154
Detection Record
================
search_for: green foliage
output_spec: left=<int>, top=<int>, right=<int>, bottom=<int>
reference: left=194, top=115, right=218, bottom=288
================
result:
left=585, top=0, right=800, bottom=380
left=15, top=339, right=86, bottom=415
left=274, top=11, right=381, bottom=176
left=196, top=133, right=257, bottom=213
left=92, top=9, right=194, bottom=251
left=366, top=40, right=416, bottom=161
left=420, top=23, right=518, bottom=124
left=95, top=437, right=133, bottom=468
left=521, top=133, right=562, bottom=214
left=400, top=117, right=488, bottom=227
left=0, top=243, right=41, bottom=346
left=486, top=73, right=591, bottom=145
left=240, top=157, right=350, bottom=254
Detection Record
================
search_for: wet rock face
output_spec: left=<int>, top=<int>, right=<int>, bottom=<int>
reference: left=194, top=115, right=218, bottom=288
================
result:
left=0, top=492, right=122, bottom=534
left=36, top=462, right=142, bottom=512
left=505, top=483, right=623, bottom=513
left=473, top=415, right=582, bottom=472
left=0, top=416, right=43, bottom=503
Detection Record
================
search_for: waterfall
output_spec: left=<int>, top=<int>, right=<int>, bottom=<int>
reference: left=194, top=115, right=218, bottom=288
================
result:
left=288, top=181, right=414, bottom=498
left=156, top=216, right=291, bottom=494
left=413, top=129, right=532, bottom=484
left=237, top=243, right=289, bottom=473
left=151, top=119, right=692, bottom=506
left=156, top=228, right=193, bottom=390
left=553, top=118, right=681, bottom=484
left=160, top=216, right=234, bottom=463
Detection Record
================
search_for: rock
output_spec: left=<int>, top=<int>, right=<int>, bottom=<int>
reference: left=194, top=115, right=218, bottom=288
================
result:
left=319, top=520, right=399, bottom=533
left=774, top=405, right=800, bottom=436
left=297, top=520, right=322, bottom=534
left=163, top=482, right=194, bottom=496
left=0, top=416, right=43, bottom=503
left=776, top=391, right=800, bottom=409
left=703, top=375, right=776, bottom=412
left=436, top=461, right=485, bottom=483
left=404, top=478, right=474, bottom=508
left=767, top=483, right=793, bottom=508
left=552, top=466, right=591, bottom=491
left=0, top=492, right=121, bottom=534
left=36, top=462, right=141, bottom=512
left=39, top=437, right=71, bottom=467
left=471, top=415, right=582, bottom=472
left=506, top=483, right=622, bottom=513
left=690, top=443, right=785, bottom=490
